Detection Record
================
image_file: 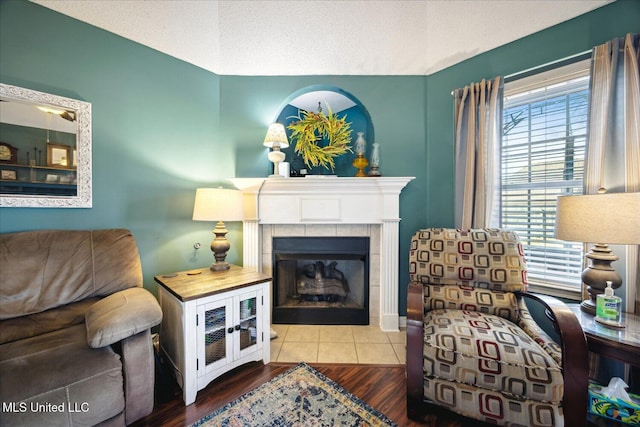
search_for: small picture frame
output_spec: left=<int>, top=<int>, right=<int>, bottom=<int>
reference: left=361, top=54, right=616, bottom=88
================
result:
left=1, top=170, right=17, bottom=180
left=59, top=175, right=73, bottom=184
left=47, top=144, right=71, bottom=168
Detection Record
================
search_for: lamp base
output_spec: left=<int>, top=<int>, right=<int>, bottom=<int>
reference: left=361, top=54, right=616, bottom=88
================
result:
left=580, top=243, right=622, bottom=314
left=580, top=299, right=597, bottom=315
left=210, top=261, right=230, bottom=271
left=210, top=220, right=232, bottom=272
left=268, top=148, right=286, bottom=178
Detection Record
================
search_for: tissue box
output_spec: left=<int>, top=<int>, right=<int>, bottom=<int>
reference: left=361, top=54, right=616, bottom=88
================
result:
left=589, top=382, right=640, bottom=425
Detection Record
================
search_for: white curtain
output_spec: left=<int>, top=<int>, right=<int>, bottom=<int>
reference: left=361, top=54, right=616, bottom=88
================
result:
left=586, top=33, right=640, bottom=312
left=454, top=76, right=503, bottom=229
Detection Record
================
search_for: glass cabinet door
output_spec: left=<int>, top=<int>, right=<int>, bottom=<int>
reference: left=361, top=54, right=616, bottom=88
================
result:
left=199, top=300, right=231, bottom=372
left=238, top=294, right=258, bottom=352
left=197, top=287, right=263, bottom=375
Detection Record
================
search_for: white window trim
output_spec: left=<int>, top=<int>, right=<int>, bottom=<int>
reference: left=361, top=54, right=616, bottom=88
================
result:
left=527, top=280, right=582, bottom=300
left=505, top=59, right=591, bottom=97
left=503, top=58, right=591, bottom=300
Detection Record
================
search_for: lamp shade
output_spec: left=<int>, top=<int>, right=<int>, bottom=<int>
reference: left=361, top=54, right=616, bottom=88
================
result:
left=555, top=192, right=640, bottom=244
left=192, top=188, right=244, bottom=222
left=263, top=123, right=289, bottom=149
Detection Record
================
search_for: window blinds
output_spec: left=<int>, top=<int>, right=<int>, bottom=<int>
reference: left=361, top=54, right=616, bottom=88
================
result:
left=502, top=61, right=590, bottom=291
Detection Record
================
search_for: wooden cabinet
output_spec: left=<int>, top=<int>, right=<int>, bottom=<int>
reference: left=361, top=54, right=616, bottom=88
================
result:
left=155, top=265, right=271, bottom=405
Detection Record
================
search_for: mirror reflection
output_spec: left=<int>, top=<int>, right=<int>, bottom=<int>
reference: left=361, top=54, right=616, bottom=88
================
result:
left=0, top=84, right=91, bottom=208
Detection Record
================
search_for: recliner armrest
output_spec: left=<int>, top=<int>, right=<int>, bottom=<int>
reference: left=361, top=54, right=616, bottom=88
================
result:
left=517, top=292, right=588, bottom=427
left=85, top=287, right=162, bottom=348
left=406, top=281, right=426, bottom=418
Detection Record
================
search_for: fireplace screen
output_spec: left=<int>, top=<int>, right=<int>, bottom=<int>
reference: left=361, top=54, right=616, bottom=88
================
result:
left=272, top=237, right=369, bottom=325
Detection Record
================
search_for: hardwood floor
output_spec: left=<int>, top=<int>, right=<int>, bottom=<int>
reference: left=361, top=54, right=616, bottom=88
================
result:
left=131, top=361, right=487, bottom=427
left=132, top=360, right=616, bottom=427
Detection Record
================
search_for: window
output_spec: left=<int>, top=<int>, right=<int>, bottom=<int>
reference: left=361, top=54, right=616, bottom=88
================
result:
left=501, top=60, right=590, bottom=296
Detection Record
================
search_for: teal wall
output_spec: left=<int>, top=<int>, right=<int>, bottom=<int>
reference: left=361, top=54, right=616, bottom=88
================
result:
left=1, top=0, right=638, bottom=313
left=0, top=0, right=229, bottom=296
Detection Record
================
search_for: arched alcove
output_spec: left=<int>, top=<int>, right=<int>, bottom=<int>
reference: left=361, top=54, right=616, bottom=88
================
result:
left=274, top=85, right=374, bottom=176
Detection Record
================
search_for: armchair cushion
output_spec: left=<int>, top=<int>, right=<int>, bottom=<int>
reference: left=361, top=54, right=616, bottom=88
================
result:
left=422, top=376, right=563, bottom=426
left=0, top=298, right=100, bottom=345
left=86, top=288, right=162, bottom=348
left=424, top=284, right=520, bottom=323
left=423, top=309, right=563, bottom=403
left=0, top=324, right=125, bottom=426
left=409, top=228, right=527, bottom=293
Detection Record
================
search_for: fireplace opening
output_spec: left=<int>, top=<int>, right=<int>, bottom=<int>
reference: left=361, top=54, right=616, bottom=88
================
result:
left=272, top=236, right=369, bottom=325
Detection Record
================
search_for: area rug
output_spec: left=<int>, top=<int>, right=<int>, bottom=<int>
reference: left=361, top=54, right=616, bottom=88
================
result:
left=191, top=362, right=398, bottom=426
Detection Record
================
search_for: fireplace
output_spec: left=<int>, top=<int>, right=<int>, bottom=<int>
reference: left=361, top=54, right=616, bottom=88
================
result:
left=272, top=236, right=369, bottom=325
left=230, top=176, right=413, bottom=331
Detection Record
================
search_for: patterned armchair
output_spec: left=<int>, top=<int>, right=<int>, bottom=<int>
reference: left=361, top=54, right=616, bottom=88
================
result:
left=406, top=228, right=588, bottom=427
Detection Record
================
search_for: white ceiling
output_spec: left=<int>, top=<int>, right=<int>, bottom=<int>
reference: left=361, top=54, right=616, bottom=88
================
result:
left=0, top=100, right=77, bottom=133
left=32, top=0, right=611, bottom=76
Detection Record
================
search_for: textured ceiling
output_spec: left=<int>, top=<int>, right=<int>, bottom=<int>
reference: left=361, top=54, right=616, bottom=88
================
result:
left=32, top=0, right=611, bottom=76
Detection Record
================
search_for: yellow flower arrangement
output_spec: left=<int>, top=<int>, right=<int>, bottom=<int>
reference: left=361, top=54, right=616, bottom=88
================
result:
left=287, top=105, right=353, bottom=172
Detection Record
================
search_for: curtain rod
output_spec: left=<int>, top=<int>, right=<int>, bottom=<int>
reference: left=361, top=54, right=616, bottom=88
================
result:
left=504, top=49, right=591, bottom=82
left=450, top=49, right=592, bottom=96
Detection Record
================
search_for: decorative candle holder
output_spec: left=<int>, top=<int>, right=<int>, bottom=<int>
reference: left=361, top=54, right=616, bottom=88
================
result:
left=353, top=132, right=368, bottom=177
left=352, top=154, right=368, bottom=177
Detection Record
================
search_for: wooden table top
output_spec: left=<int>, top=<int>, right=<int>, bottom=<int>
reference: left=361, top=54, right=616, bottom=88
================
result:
left=154, top=264, right=271, bottom=302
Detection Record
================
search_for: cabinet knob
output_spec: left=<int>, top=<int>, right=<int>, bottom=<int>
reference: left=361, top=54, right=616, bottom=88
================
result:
left=235, top=325, right=241, bottom=331
left=227, top=327, right=234, bottom=334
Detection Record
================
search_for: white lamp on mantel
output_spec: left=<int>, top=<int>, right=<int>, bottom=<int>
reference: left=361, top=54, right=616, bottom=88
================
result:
left=192, top=188, right=244, bottom=271
left=263, top=123, right=289, bottom=178
left=554, top=191, right=640, bottom=314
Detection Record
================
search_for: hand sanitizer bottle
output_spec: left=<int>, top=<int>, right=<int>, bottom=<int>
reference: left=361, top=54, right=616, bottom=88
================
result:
left=596, top=281, right=621, bottom=325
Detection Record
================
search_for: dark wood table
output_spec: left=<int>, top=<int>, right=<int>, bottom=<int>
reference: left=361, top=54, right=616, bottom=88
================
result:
left=568, top=304, right=640, bottom=368
left=569, top=304, right=640, bottom=426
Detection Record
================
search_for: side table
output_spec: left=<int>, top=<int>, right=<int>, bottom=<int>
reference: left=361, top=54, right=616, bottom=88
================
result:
left=569, top=305, right=640, bottom=426
left=568, top=304, right=640, bottom=370
left=155, top=265, right=271, bottom=405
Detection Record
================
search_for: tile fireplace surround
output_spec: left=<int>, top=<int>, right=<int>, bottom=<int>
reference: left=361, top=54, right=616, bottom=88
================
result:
left=230, top=177, right=414, bottom=332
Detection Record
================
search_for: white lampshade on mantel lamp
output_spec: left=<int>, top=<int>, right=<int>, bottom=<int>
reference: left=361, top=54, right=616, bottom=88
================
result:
left=554, top=192, right=640, bottom=314
left=263, top=123, right=289, bottom=178
left=192, top=188, right=244, bottom=271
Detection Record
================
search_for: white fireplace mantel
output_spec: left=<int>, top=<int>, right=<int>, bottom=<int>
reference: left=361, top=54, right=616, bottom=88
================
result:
left=230, top=176, right=414, bottom=331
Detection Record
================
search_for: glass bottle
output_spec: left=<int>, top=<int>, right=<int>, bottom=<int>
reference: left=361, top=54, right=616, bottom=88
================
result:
left=368, top=143, right=381, bottom=176
left=352, top=132, right=368, bottom=177
left=355, top=132, right=367, bottom=155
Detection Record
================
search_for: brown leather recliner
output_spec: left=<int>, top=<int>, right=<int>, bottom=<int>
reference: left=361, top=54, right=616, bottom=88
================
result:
left=0, top=229, right=162, bottom=426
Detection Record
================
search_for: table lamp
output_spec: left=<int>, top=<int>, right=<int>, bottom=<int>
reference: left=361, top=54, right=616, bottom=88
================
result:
left=555, top=192, right=640, bottom=313
left=263, top=123, right=289, bottom=178
left=192, top=188, right=244, bottom=271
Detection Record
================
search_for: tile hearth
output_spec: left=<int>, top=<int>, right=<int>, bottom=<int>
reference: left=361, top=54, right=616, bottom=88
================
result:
left=270, top=324, right=406, bottom=365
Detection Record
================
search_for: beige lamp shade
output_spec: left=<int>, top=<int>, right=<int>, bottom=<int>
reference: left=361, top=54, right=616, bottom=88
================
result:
left=192, top=188, right=244, bottom=222
left=555, top=192, right=640, bottom=244
left=263, top=123, right=289, bottom=149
